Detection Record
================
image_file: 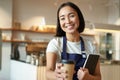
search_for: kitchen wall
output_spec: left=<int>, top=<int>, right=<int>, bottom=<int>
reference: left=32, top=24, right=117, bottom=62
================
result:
left=0, top=0, right=12, bottom=28
left=13, top=0, right=109, bottom=28
left=0, top=0, right=12, bottom=80
left=108, top=0, right=119, bottom=24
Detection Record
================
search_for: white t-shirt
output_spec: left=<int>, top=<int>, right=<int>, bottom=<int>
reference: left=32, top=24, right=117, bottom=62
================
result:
left=46, top=36, right=99, bottom=61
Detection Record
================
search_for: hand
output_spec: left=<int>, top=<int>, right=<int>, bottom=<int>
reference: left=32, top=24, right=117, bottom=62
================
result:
left=55, top=63, right=67, bottom=80
left=77, top=67, right=90, bottom=80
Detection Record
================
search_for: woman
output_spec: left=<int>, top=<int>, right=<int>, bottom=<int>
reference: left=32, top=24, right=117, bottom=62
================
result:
left=46, top=2, right=101, bottom=80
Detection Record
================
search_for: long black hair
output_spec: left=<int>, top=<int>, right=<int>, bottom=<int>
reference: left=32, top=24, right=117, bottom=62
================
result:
left=55, top=2, right=85, bottom=37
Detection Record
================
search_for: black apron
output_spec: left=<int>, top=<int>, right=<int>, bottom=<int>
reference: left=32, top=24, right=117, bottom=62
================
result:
left=61, top=36, right=87, bottom=80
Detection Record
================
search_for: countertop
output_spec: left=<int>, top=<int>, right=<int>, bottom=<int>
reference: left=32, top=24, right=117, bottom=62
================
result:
left=11, top=59, right=120, bottom=66
left=100, top=60, right=120, bottom=65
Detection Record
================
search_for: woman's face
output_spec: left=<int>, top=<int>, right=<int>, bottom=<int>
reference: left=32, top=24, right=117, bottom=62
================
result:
left=59, top=6, right=79, bottom=34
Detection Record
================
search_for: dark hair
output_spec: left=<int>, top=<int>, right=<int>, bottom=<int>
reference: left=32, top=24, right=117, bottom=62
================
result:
left=55, top=2, right=85, bottom=37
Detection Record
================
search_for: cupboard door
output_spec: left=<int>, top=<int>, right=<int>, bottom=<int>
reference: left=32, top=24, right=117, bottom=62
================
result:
left=101, top=65, right=114, bottom=80
left=101, top=65, right=120, bottom=80
left=10, top=60, right=37, bottom=80
left=37, top=66, right=46, bottom=80
left=113, top=65, right=120, bottom=80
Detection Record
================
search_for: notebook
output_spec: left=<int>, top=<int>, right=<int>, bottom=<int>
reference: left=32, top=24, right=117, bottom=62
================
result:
left=83, top=54, right=100, bottom=75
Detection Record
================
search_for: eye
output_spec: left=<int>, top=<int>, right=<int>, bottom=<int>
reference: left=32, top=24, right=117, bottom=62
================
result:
left=69, top=14, right=75, bottom=18
left=60, top=17, right=65, bottom=21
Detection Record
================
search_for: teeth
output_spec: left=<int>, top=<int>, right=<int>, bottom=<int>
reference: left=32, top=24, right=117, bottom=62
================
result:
left=64, top=24, right=73, bottom=28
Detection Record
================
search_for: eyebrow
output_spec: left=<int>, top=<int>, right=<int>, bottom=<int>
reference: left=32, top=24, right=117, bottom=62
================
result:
left=59, top=12, right=75, bottom=18
left=59, top=15, right=64, bottom=18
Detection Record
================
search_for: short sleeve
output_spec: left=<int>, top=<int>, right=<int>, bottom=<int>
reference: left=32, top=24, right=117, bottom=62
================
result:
left=46, top=38, right=58, bottom=54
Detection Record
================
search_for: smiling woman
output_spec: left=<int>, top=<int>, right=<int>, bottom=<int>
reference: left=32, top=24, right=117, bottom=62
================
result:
left=46, top=2, right=101, bottom=80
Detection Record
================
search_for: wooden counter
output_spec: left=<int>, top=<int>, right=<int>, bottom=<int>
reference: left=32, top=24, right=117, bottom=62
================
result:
left=100, top=64, right=120, bottom=80
left=10, top=60, right=120, bottom=80
left=37, top=66, right=46, bottom=80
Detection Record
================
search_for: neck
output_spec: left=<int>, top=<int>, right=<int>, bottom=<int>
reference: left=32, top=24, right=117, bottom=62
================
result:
left=66, top=32, right=80, bottom=42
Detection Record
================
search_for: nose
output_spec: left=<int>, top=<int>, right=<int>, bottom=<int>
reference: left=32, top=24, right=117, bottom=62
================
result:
left=65, top=17, right=71, bottom=23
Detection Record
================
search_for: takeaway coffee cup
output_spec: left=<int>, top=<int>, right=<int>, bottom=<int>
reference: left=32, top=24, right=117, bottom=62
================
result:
left=61, top=60, right=75, bottom=80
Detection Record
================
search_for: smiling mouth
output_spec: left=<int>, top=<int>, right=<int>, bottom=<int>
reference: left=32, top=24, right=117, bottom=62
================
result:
left=65, top=24, right=74, bottom=29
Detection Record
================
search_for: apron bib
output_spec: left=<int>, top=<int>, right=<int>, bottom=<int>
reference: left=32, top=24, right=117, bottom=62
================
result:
left=61, top=36, right=87, bottom=80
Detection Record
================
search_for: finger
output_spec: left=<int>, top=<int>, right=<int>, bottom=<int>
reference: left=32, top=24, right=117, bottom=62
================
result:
left=55, top=71, right=66, bottom=79
left=55, top=73, right=62, bottom=78
left=57, top=78, right=64, bottom=80
left=56, top=63, right=63, bottom=69
left=55, top=68, right=62, bottom=74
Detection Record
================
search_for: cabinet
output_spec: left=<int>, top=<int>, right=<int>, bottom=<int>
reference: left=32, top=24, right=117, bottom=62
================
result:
left=101, top=64, right=120, bottom=80
left=10, top=60, right=46, bottom=80
left=11, top=60, right=120, bottom=80
left=37, top=66, right=46, bottom=80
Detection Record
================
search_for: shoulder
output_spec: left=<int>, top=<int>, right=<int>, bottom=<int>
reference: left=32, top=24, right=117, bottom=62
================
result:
left=47, top=37, right=63, bottom=48
left=81, top=36, right=93, bottom=50
left=81, top=36, right=97, bottom=54
left=81, top=36, right=93, bottom=45
left=46, top=37, right=63, bottom=53
left=48, top=37, right=63, bottom=44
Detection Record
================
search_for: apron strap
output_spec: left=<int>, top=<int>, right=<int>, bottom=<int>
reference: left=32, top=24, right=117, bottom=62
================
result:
left=63, top=36, right=85, bottom=51
left=80, top=37, right=85, bottom=51
left=80, top=37, right=87, bottom=58
left=63, top=37, right=66, bottom=53
left=62, top=37, right=68, bottom=59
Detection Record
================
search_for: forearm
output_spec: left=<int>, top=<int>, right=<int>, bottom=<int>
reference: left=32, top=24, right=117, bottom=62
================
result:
left=88, top=74, right=101, bottom=80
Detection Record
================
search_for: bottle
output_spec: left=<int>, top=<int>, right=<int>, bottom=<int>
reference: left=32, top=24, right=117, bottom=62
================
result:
left=26, top=53, right=31, bottom=63
left=30, top=53, right=35, bottom=65
left=106, top=33, right=112, bottom=60
left=11, top=44, right=20, bottom=60
left=35, top=56, right=39, bottom=66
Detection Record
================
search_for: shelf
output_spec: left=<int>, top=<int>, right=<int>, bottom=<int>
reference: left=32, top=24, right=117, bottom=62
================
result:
left=2, top=39, right=49, bottom=44
left=0, top=28, right=55, bottom=34
left=0, top=28, right=95, bottom=36
left=1, top=28, right=52, bottom=43
left=0, top=28, right=12, bottom=30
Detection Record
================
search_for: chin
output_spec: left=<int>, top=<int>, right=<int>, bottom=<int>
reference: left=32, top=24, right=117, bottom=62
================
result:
left=67, top=31, right=76, bottom=34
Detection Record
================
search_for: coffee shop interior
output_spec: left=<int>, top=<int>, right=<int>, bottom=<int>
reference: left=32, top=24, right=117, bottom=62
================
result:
left=0, top=0, right=120, bottom=80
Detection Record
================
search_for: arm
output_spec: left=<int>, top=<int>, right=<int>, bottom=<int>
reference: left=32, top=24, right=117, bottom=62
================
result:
left=77, top=59, right=101, bottom=80
left=46, top=52, right=57, bottom=80
left=46, top=38, right=67, bottom=80
left=88, top=59, right=101, bottom=80
left=46, top=52, right=67, bottom=80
